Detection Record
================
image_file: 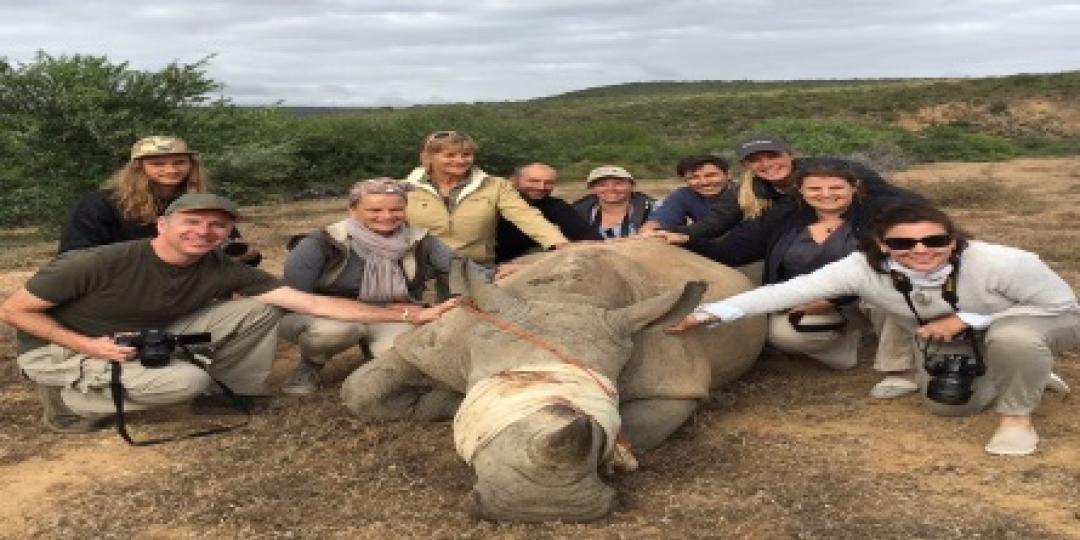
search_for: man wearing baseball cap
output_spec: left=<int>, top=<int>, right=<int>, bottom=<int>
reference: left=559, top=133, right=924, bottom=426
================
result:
left=1, top=193, right=456, bottom=434
left=571, top=165, right=656, bottom=239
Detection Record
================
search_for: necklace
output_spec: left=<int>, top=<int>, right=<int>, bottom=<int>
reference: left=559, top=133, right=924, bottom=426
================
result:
left=818, top=220, right=842, bottom=234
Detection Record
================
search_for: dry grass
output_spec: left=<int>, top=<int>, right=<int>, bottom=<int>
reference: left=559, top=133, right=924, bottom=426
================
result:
left=1, top=157, right=1080, bottom=539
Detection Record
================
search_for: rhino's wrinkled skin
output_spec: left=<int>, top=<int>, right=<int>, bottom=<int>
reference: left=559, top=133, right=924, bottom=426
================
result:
left=341, top=240, right=766, bottom=522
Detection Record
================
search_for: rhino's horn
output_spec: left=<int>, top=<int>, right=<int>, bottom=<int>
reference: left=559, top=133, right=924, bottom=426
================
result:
left=607, top=280, right=706, bottom=334
left=530, top=403, right=595, bottom=466
left=451, top=256, right=527, bottom=315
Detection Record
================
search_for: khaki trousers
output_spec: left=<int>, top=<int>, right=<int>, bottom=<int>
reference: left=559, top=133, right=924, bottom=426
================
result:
left=277, top=313, right=411, bottom=365
left=18, top=299, right=282, bottom=416
left=767, top=302, right=914, bottom=372
left=918, top=312, right=1080, bottom=417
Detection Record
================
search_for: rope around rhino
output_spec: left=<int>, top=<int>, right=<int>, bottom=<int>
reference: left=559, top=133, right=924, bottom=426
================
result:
left=456, top=299, right=637, bottom=471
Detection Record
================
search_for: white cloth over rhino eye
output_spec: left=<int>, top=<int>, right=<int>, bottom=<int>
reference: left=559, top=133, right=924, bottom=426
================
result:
left=453, top=363, right=638, bottom=473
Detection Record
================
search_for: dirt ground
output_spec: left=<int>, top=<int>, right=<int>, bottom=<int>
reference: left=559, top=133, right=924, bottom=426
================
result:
left=1, top=157, right=1079, bottom=539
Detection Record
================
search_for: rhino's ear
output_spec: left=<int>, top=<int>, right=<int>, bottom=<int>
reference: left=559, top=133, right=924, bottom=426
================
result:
left=607, top=281, right=706, bottom=334
left=451, top=256, right=528, bottom=314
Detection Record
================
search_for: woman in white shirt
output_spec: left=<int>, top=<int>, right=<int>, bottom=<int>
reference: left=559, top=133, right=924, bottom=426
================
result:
left=668, top=201, right=1079, bottom=456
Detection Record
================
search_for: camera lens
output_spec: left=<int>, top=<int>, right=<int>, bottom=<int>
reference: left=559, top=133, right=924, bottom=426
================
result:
left=926, top=374, right=974, bottom=405
left=224, top=241, right=249, bottom=256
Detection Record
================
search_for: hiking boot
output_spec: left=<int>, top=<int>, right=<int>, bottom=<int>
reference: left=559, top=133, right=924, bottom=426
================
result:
left=35, top=385, right=110, bottom=434
left=281, top=359, right=322, bottom=395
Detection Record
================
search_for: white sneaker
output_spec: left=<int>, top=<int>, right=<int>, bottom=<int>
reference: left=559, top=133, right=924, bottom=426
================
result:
left=869, top=375, right=918, bottom=399
left=1046, top=372, right=1070, bottom=394
left=984, top=425, right=1038, bottom=456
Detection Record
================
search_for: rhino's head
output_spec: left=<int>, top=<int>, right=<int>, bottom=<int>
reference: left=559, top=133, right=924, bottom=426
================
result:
left=464, top=402, right=614, bottom=522
left=450, top=258, right=703, bottom=522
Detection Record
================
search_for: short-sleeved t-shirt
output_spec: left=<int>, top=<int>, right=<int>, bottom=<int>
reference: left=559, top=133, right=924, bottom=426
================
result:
left=18, top=239, right=282, bottom=353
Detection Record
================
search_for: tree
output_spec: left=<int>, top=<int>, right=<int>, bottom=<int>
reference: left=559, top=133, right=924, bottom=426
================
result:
left=0, top=52, right=224, bottom=226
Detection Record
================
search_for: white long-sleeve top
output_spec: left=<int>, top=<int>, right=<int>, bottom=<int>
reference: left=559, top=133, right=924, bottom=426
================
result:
left=698, top=241, right=1079, bottom=333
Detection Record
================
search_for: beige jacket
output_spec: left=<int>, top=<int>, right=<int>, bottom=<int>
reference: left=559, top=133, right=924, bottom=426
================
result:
left=403, top=167, right=567, bottom=263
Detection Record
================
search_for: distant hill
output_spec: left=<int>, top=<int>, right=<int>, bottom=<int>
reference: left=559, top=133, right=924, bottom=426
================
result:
left=277, top=71, right=1080, bottom=184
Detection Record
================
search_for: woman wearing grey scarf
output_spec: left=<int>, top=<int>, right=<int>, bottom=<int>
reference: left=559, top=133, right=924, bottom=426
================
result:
left=279, top=178, right=478, bottom=395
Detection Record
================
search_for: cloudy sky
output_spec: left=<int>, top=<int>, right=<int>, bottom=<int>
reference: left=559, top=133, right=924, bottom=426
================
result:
left=3, top=0, right=1077, bottom=106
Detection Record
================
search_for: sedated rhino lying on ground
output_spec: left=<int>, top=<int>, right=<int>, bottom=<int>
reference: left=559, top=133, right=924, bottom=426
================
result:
left=341, top=240, right=766, bottom=522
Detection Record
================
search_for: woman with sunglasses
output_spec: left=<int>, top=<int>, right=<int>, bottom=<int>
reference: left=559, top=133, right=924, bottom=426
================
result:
left=668, top=201, right=1079, bottom=456
left=278, top=178, right=464, bottom=394
left=667, top=164, right=918, bottom=386
left=402, top=131, right=567, bottom=265
left=59, top=135, right=262, bottom=265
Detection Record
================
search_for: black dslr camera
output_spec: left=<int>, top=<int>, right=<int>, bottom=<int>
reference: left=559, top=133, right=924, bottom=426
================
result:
left=923, top=352, right=986, bottom=405
left=115, top=330, right=212, bottom=368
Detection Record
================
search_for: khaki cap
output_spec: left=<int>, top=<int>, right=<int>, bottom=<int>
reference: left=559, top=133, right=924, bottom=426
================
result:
left=131, top=136, right=197, bottom=160
left=585, top=165, right=634, bottom=187
left=163, top=193, right=239, bottom=219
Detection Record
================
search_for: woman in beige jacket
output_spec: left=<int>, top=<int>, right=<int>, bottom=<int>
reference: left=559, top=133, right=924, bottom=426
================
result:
left=402, top=131, right=567, bottom=264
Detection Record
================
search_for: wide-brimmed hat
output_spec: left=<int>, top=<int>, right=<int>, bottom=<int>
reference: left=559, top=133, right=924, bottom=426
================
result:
left=131, top=136, right=198, bottom=160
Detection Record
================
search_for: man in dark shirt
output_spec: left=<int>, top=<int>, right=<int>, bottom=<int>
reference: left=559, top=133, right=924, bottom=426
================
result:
left=494, top=162, right=601, bottom=263
left=0, top=194, right=455, bottom=433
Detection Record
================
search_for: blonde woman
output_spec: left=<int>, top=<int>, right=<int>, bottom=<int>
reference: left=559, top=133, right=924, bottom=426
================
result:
left=59, top=135, right=260, bottom=264
left=401, top=130, right=567, bottom=264
left=279, top=178, right=481, bottom=394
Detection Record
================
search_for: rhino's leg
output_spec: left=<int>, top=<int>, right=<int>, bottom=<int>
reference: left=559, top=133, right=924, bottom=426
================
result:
left=340, top=349, right=461, bottom=421
left=619, top=398, right=699, bottom=451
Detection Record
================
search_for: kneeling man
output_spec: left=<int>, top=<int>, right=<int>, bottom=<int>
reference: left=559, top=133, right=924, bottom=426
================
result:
left=0, top=194, right=454, bottom=433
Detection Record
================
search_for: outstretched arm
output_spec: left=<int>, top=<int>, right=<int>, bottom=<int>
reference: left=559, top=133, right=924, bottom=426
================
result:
left=254, top=286, right=457, bottom=324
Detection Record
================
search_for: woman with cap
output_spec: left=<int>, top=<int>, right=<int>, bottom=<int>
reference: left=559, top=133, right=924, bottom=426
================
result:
left=401, top=131, right=567, bottom=265
left=640, top=155, right=733, bottom=233
left=668, top=200, right=1078, bottom=456
left=279, top=177, right=484, bottom=394
left=572, top=165, right=657, bottom=239
left=58, top=135, right=261, bottom=265
left=678, top=163, right=919, bottom=378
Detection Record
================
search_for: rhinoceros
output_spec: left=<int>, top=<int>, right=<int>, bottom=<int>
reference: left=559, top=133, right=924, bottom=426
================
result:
left=341, top=240, right=766, bottom=522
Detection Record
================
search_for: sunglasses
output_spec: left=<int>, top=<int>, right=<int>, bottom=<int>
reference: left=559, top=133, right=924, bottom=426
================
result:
left=882, top=234, right=952, bottom=250
left=423, top=130, right=465, bottom=145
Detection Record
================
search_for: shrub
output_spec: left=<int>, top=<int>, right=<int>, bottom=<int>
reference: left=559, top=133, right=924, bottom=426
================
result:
left=905, top=125, right=1020, bottom=162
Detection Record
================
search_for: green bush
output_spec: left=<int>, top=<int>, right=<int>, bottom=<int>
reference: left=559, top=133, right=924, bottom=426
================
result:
left=906, top=125, right=1020, bottom=162
left=0, top=53, right=253, bottom=227
left=2, top=55, right=1077, bottom=231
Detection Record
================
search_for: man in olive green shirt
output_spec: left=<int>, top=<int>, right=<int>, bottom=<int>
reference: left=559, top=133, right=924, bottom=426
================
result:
left=0, top=194, right=456, bottom=433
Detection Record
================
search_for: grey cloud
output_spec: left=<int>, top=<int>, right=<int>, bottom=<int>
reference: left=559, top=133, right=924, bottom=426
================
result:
left=1, top=0, right=1076, bottom=105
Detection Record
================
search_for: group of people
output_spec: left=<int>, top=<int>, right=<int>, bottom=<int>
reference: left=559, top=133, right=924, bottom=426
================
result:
left=0, top=130, right=1076, bottom=458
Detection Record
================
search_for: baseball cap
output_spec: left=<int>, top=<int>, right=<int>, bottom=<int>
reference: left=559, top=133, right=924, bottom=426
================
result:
left=131, top=136, right=197, bottom=160
left=735, top=135, right=791, bottom=160
left=585, top=165, right=634, bottom=187
left=163, top=193, right=239, bottom=219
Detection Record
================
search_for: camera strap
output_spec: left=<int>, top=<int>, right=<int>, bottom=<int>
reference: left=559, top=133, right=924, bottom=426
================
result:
left=888, top=258, right=985, bottom=365
left=108, top=345, right=251, bottom=447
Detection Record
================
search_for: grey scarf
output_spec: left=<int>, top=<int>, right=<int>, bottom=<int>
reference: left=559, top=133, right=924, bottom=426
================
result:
left=346, top=218, right=412, bottom=303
